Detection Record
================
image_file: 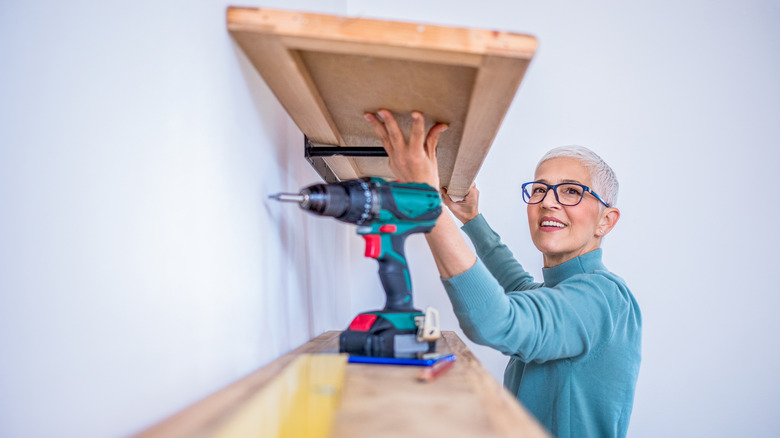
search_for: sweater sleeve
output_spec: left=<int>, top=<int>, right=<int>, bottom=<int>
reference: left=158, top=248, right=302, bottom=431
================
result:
left=461, top=214, right=539, bottom=291
left=441, top=260, right=622, bottom=363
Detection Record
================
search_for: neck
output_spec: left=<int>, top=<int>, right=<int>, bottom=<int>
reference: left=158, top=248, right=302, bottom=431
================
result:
left=542, top=240, right=602, bottom=268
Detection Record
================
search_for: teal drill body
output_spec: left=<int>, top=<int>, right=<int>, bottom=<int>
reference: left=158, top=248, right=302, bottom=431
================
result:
left=272, top=177, right=441, bottom=357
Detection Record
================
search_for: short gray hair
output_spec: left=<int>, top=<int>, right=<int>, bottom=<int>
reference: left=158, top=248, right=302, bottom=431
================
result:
left=537, top=145, right=619, bottom=207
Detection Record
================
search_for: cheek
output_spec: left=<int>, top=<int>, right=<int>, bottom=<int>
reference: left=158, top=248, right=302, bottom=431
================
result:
left=570, top=208, right=599, bottom=231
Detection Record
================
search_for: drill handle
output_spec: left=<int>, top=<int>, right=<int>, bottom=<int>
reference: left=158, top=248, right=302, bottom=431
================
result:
left=377, top=243, right=414, bottom=312
left=377, top=233, right=414, bottom=312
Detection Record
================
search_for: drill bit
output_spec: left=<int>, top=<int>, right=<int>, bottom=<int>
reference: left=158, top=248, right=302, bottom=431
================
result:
left=268, top=192, right=306, bottom=203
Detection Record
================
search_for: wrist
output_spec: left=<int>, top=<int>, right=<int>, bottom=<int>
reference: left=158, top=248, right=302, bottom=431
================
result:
left=462, top=212, right=479, bottom=224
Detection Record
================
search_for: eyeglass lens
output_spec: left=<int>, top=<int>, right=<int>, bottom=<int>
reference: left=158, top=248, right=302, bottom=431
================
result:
left=525, top=183, right=585, bottom=206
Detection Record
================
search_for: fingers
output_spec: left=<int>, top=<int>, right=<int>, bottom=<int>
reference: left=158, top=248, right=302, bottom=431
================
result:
left=442, top=183, right=478, bottom=203
left=364, top=110, right=449, bottom=169
left=425, top=122, right=449, bottom=158
left=440, top=187, right=455, bottom=207
left=409, top=111, right=425, bottom=151
left=364, top=112, right=393, bottom=154
left=441, top=183, right=479, bottom=224
left=377, top=109, right=405, bottom=148
left=465, top=182, right=478, bottom=198
left=463, top=183, right=479, bottom=205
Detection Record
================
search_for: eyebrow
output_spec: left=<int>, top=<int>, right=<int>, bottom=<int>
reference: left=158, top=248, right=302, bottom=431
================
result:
left=536, top=178, right=584, bottom=185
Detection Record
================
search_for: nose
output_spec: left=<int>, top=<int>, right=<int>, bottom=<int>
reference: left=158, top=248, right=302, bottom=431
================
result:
left=539, top=188, right=562, bottom=209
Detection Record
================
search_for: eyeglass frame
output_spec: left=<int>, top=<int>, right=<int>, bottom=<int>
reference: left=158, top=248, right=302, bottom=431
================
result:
left=521, top=181, right=611, bottom=208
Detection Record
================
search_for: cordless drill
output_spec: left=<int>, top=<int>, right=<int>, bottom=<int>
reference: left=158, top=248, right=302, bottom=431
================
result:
left=270, top=177, right=442, bottom=358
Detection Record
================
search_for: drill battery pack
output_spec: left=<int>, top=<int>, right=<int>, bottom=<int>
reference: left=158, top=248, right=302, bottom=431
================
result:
left=339, top=311, right=435, bottom=358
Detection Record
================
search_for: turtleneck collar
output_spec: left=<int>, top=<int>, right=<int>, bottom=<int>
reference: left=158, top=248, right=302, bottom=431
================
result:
left=542, top=249, right=606, bottom=287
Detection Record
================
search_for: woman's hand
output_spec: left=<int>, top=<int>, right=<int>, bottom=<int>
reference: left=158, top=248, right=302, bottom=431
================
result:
left=364, top=109, right=448, bottom=188
left=365, top=109, right=477, bottom=279
left=442, top=184, right=480, bottom=224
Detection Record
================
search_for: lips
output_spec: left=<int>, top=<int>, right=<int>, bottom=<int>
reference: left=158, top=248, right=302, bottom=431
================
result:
left=540, top=217, right=566, bottom=230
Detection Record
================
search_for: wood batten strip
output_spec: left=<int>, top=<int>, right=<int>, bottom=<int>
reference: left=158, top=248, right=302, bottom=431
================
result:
left=448, top=55, right=532, bottom=194
left=226, top=8, right=537, bottom=59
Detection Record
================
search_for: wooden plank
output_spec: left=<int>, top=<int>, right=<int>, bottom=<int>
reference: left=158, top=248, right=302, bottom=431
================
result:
left=211, top=354, right=348, bottom=438
left=227, top=8, right=537, bottom=58
left=281, top=35, right=484, bottom=67
left=228, top=30, right=345, bottom=146
left=132, top=332, right=342, bottom=438
left=322, top=156, right=360, bottom=180
left=227, top=7, right=537, bottom=196
left=134, top=331, right=549, bottom=438
left=332, top=332, right=549, bottom=438
left=446, top=55, right=532, bottom=194
left=441, top=332, right=550, bottom=438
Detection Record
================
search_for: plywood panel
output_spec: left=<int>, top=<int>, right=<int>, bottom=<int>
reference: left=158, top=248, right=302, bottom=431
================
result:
left=227, top=7, right=537, bottom=196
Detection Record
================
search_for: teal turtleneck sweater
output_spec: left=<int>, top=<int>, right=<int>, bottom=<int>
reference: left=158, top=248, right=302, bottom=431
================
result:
left=441, top=214, right=641, bottom=438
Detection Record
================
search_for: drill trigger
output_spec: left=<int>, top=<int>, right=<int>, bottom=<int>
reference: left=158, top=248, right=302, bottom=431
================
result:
left=362, top=234, right=381, bottom=258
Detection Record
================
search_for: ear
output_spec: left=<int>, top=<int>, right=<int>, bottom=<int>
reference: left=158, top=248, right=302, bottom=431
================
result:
left=596, top=207, right=620, bottom=237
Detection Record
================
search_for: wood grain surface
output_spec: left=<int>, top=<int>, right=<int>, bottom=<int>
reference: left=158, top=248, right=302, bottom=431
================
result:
left=132, top=332, right=342, bottom=438
left=133, top=331, right=549, bottom=438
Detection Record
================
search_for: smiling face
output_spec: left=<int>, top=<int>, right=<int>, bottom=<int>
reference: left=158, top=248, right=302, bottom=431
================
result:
left=527, top=157, right=620, bottom=267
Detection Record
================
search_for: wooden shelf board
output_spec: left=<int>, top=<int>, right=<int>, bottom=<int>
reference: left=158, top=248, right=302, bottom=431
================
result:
left=227, top=7, right=537, bottom=196
left=133, top=331, right=549, bottom=438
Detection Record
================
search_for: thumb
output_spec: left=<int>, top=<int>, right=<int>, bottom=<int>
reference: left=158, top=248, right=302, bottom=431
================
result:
left=440, top=187, right=455, bottom=207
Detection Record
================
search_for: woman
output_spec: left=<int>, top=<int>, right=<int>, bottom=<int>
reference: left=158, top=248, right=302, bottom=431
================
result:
left=365, top=110, right=642, bottom=438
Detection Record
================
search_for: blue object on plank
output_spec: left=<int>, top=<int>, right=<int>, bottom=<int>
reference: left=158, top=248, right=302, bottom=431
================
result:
left=347, top=354, right=456, bottom=366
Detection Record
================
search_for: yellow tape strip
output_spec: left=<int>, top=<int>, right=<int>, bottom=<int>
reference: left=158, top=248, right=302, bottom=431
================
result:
left=211, top=353, right=348, bottom=438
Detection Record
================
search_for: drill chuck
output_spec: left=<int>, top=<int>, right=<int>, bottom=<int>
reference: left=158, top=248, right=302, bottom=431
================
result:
left=300, top=183, right=351, bottom=218
left=271, top=179, right=379, bottom=225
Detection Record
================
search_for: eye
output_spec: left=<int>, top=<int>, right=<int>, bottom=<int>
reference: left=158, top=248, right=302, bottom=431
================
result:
left=563, top=185, right=582, bottom=196
left=532, top=184, right=547, bottom=194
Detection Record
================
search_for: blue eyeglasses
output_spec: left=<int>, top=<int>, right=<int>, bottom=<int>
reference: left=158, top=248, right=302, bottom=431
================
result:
left=522, top=181, right=610, bottom=208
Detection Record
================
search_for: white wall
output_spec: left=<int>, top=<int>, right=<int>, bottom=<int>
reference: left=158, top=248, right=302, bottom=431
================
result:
left=0, top=1, right=355, bottom=437
left=347, top=1, right=780, bottom=437
left=2, top=0, right=779, bottom=437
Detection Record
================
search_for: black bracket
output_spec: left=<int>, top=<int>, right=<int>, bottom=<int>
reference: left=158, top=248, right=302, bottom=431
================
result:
left=304, top=135, right=388, bottom=182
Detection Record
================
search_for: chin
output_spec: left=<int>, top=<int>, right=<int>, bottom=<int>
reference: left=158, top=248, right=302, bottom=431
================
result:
left=534, top=244, right=564, bottom=258
left=532, top=236, right=565, bottom=254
